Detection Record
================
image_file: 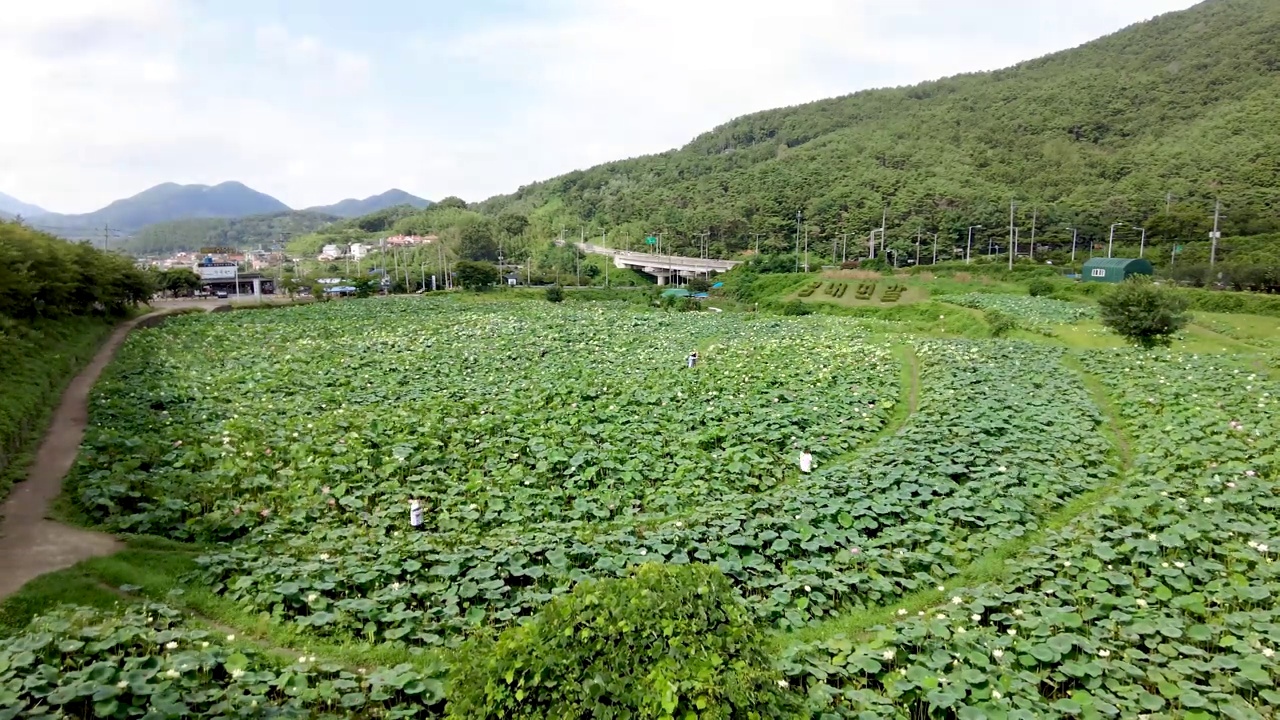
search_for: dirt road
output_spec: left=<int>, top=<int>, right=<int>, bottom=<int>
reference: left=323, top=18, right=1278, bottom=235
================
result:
left=0, top=305, right=218, bottom=600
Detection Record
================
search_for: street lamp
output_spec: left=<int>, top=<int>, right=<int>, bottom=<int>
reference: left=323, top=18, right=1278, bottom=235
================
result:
left=1133, top=226, right=1147, bottom=258
left=966, top=225, right=983, bottom=264
left=1108, top=223, right=1126, bottom=258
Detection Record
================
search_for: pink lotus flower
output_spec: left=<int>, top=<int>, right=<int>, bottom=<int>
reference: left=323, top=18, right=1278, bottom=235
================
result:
left=322, top=486, right=331, bottom=494
left=260, top=508, right=271, bottom=517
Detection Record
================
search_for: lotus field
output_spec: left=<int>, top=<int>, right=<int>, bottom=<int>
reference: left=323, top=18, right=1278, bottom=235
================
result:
left=4, top=297, right=1277, bottom=718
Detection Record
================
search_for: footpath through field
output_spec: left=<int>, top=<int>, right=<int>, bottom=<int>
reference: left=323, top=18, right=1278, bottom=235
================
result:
left=0, top=302, right=222, bottom=600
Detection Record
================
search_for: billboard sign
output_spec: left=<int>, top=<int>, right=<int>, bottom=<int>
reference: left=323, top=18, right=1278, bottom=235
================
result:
left=196, top=262, right=237, bottom=281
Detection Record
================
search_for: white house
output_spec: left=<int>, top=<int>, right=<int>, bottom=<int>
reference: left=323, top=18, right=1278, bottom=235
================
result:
left=350, top=243, right=370, bottom=260
left=319, top=244, right=344, bottom=261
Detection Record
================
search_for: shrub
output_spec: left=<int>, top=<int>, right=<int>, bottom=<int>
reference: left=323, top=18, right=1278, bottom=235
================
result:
left=455, top=261, right=500, bottom=291
left=985, top=309, right=1018, bottom=337
left=780, top=300, right=813, bottom=316
left=1098, top=277, right=1191, bottom=348
left=1027, top=278, right=1054, bottom=297
left=448, top=563, right=799, bottom=720
left=545, top=285, right=564, bottom=303
left=686, top=277, right=711, bottom=292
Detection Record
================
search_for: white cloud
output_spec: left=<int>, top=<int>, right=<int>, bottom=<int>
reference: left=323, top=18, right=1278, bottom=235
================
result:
left=0, top=0, right=1200, bottom=214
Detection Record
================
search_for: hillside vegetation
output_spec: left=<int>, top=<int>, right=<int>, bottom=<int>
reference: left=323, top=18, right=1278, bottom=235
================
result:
left=0, top=220, right=154, bottom=499
left=124, top=211, right=340, bottom=255
left=477, top=0, right=1280, bottom=261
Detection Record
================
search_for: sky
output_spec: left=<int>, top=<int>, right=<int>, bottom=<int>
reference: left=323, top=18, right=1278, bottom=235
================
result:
left=0, top=0, right=1202, bottom=214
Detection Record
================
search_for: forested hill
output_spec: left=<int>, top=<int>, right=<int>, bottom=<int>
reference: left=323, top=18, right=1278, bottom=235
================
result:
left=477, top=0, right=1280, bottom=257
left=123, top=211, right=340, bottom=255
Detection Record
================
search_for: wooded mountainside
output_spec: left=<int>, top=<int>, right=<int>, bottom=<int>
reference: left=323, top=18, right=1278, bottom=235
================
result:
left=474, top=0, right=1280, bottom=260
left=124, top=211, right=340, bottom=255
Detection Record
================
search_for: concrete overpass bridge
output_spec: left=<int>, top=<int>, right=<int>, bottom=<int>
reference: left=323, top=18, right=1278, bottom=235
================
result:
left=576, top=243, right=740, bottom=285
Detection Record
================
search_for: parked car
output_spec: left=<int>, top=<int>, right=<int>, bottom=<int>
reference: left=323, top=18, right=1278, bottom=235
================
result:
left=216, top=290, right=229, bottom=299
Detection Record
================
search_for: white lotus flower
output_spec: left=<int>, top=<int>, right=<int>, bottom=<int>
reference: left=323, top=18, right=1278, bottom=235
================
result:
left=165, top=642, right=177, bottom=650
left=230, top=668, right=245, bottom=679
left=882, top=649, right=895, bottom=661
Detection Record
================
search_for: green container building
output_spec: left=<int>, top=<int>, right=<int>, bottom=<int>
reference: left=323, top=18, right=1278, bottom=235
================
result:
left=1081, top=257, right=1154, bottom=283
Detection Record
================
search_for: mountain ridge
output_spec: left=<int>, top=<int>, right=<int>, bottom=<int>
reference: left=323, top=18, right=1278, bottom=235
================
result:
left=20, top=183, right=432, bottom=241
left=306, top=189, right=432, bottom=218
left=0, top=191, right=46, bottom=218
left=476, top=0, right=1280, bottom=256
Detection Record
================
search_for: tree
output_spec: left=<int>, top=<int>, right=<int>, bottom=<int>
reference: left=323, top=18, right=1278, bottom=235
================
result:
left=435, top=196, right=468, bottom=211
left=496, top=212, right=529, bottom=239
left=686, top=277, right=711, bottom=292
left=160, top=268, right=202, bottom=297
left=459, top=220, right=499, bottom=261
left=1097, top=277, right=1190, bottom=348
left=545, top=285, right=564, bottom=303
left=455, top=260, right=499, bottom=290
left=349, top=277, right=377, bottom=298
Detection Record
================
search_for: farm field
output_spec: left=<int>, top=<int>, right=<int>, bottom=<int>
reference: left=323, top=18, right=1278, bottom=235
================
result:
left=2, top=296, right=1279, bottom=718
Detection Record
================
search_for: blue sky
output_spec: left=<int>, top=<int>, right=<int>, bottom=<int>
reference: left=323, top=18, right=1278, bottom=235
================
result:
left=1, top=0, right=1200, bottom=214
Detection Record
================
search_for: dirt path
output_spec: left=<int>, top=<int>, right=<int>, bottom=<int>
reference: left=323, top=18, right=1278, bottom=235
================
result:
left=0, top=304, right=220, bottom=600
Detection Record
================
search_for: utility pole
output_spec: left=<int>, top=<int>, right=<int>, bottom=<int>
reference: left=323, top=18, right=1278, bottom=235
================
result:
left=1107, top=223, right=1124, bottom=259
left=1029, top=207, right=1037, bottom=261
left=795, top=211, right=803, bottom=272
left=1210, top=199, right=1221, bottom=270
left=915, top=229, right=921, bottom=266
left=932, top=232, right=939, bottom=265
left=1069, top=228, right=1078, bottom=262
left=1134, top=226, right=1147, bottom=258
left=603, top=230, right=609, bottom=288
left=103, top=223, right=110, bottom=251
left=879, top=208, right=887, bottom=259
left=966, top=225, right=983, bottom=264
left=1166, top=192, right=1173, bottom=213
left=803, top=226, right=809, bottom=272
left=1008, top=200, right=1016, bottom=271
left=841, top=232, right=848, bottom=263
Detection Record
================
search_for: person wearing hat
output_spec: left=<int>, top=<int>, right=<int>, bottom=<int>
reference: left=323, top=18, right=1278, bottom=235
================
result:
left=686, top=350, right=699, bottom=368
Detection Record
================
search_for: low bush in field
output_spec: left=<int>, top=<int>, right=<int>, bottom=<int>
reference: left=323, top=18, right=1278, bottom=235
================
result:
left=448, top=564, right=799, bottom=720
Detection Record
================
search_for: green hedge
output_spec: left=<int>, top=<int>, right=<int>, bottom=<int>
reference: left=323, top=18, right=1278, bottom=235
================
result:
left=1175, top=287, right=1280, bottom=317
left=0, top=316, right=115, bottom=499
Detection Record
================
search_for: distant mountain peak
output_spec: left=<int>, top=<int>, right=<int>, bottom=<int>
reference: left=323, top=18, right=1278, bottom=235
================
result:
left=0, top=191, right=47, bottom=217
left=31, top=181, right=290, bottom=235
left=306, top=190, right=432, bottom=218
